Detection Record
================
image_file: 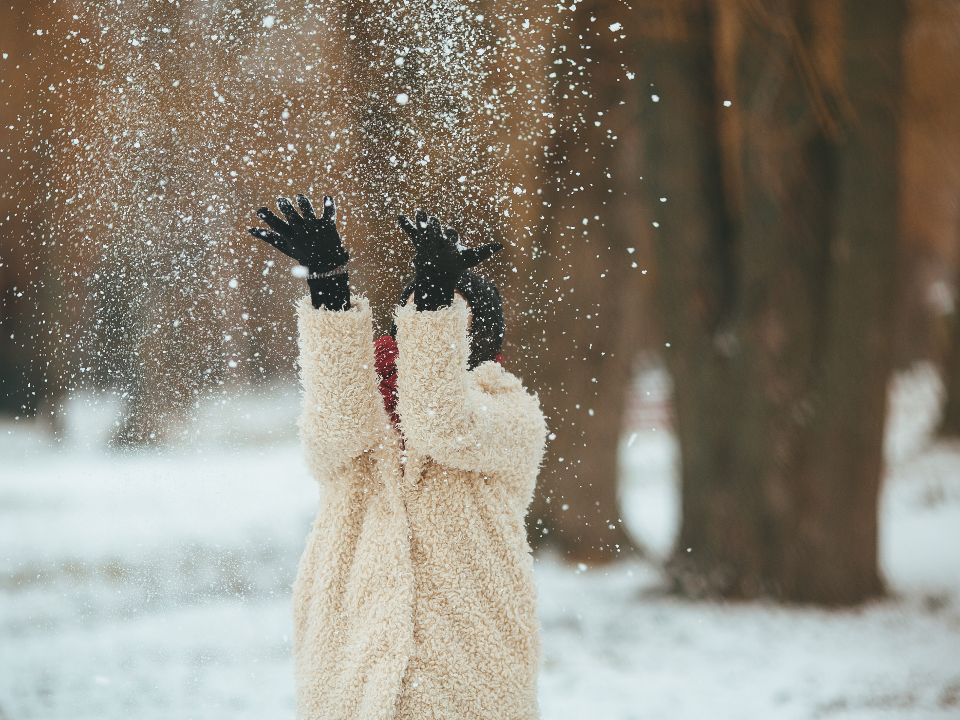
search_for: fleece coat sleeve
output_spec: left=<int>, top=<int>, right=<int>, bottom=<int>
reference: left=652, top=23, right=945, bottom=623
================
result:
left=394, top=297, right=546, bottom=481
left=297, top=295, right=389, bottom=479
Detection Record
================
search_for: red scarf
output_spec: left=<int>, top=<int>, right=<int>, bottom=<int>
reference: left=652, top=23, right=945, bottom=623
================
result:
left=373, top=334, right=503, bottom=429
left=374, top=335, right=402, bottom=428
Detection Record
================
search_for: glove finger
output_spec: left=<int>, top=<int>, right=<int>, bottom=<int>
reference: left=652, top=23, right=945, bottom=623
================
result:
left=276, top=196, right=305, bottom=226
left=248, top=227, right=292, bottom=256
left=296, top=194, right=318, bottom=220
left=461, top=242, right=503, bottom=268
left=425, top=216, right=444, bottom=251
left=398, top=214, right=420, bottom=244
left=444, top=228, right=460, bottom=247
left=321, top=196, right=336, bottom=221
left=256, top=207, right=290, bottom=234
left=414, top=209, right=429, bottom=229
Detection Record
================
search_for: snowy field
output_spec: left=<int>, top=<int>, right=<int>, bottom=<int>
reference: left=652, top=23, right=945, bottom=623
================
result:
left=2, top=365, right=960, bottom=720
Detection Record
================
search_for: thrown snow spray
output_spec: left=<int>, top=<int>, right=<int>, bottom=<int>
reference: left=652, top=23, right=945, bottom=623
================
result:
left=52, top=1, right=555, bottom=444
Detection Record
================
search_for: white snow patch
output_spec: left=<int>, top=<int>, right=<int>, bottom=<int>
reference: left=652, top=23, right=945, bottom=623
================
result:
left=1, top=365, right=959, bottom=718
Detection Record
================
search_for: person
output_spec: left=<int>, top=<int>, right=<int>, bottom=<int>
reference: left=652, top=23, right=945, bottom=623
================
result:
left=249, top=193, right=548, bottom=720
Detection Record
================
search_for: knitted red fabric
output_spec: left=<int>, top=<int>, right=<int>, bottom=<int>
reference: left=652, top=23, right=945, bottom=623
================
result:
left=374, top=335, right=503, bottom=429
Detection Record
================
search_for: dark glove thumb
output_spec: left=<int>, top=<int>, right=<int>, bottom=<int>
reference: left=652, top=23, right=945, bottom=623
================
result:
left=461, top=243, right=503, bottom=269
left=397, top=214, right=421, bottom=245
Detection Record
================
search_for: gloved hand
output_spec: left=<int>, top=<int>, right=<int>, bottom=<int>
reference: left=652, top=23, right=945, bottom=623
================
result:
left=397, top=210, right=502, bottom=311
left=248, top=194, right=350, bottom=311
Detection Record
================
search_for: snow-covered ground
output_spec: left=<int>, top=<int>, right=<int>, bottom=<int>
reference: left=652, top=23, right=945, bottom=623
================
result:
left=2, top=365, right=959, bottom=720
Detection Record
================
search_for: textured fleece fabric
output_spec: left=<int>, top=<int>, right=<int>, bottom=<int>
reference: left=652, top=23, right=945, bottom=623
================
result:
left=293, top=295, right=547, bottom=720
left=399, top=269, right=505, bottom=369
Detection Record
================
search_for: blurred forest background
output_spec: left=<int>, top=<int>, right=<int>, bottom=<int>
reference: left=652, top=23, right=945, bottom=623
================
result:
left=2, top=0, right=959, bottom=607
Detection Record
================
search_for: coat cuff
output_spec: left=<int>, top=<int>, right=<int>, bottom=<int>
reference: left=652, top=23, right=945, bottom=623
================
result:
left=393, top=296, right=471, bottom=372
left=297, top=292, right=369, bottom=338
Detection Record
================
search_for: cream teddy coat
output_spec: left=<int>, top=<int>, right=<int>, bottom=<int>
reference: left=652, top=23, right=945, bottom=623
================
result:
left=293, top=294, right=547, bottom=720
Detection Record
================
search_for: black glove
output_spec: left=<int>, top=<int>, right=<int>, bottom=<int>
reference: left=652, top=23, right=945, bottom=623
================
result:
left=397, top=210, right=502, bottom=311
left=248, top=194, right=351, bottom=311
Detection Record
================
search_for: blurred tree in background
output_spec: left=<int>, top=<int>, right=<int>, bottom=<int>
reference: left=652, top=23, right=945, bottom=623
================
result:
left=917, top=1, right=960, bottom=438
left=523, top=0, right=652, bottom=561
left=0, top=3, right=65, bottom=421
left=638, top=0, right=904, bottom=604
left=2, top=0, right=960, bottom=604
left=896, top=0, right=960, bottom=378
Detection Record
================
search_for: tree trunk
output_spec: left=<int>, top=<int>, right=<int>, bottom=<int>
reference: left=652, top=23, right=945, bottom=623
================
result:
left=526, top=0, right=652, bottom=562
left=645, top=0, right=903, bottom=603
left=787, top=0, right=903, bottom=603
left=0, top=3, right=66, bottom=421
left=711, top=0, right=839, bottom=599
left=636, top=0, right=744, bottom=593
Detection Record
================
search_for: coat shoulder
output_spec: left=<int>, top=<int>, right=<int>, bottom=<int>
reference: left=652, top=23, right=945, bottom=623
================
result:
left=471, top=362, right=545, bottom=437
left=471, top=361, right=525, bottom=394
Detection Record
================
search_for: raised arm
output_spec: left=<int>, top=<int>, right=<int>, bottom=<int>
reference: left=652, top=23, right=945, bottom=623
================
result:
left=297, top=295, right=389, bottom=478
left=247, top=192, right=386, bottom=477
left=393, top=299, right=546, bottom=480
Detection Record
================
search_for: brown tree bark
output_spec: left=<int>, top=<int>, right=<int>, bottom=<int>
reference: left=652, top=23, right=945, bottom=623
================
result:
left=894, top=0, right=960, bottom=372
left=0, top=2, right=68, bottom=422
left=634, top=0, right=738, bottom=589
left=643, top=0, right=902, bottom=603
left=525, top=0, right=652, bottom=562
left=789, top=0, right=902, bottom=603
left=712, top=0, right=840, bottom=599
